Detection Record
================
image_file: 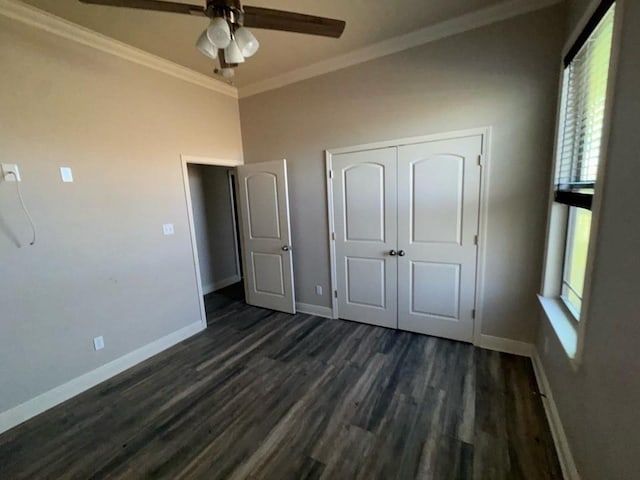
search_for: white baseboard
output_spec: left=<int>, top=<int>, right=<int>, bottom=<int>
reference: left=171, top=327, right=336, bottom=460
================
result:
left=295, top=302, right=333, bottom=319
left=0, top=321, right=205, bottom=435
left=203, top=275, right=242, bottom=295
left=531, top=349, right=580, bottom=480
left=476, top=334, right=535, bottom=357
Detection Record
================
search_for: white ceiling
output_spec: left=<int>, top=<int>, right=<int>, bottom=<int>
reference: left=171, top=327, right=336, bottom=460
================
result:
left=22, top=0, right=507, bottom=87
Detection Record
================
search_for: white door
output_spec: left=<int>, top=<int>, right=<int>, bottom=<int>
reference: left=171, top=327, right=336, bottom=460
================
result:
left=331, top=148, right=398, bottom=329
left=236, top=160, right=296, bottom=314
left=397, top=135, right=482, bottom=342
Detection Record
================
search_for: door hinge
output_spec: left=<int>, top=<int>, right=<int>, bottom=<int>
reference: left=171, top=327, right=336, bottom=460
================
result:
left=331, top=232, right=335, bottom=241
left=478, top=154, right=484, bottom=167
left=474, top=235, right=479, bottom=246
left=334, top=290, right=338, bottom=298
left=472, top=309, right=476, bottom=319
left=329, top=170, right=334, bottom=179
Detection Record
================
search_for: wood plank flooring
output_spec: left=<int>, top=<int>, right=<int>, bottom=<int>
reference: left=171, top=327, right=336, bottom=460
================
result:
left=0, top=284, right=562, bottom=479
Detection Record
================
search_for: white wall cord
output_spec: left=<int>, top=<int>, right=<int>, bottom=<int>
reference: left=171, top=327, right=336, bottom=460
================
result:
left=5, top=172, right=36, bottom=246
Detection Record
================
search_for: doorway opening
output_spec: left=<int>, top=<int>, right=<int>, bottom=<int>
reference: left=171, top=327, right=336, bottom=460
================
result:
left=183, top=156, right=297, bottom=326
left=186, top=162, right=244, bottom=324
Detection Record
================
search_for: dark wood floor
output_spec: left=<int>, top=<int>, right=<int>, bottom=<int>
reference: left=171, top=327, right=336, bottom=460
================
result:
left=0, top=283, right=561, bottom=479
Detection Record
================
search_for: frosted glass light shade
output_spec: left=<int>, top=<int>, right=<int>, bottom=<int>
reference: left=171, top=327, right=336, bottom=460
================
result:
left=234, top=27, right=259, bottom=57
left=206, top=17, right=231, bottom=49
left=224, top=38, right=245, bottom=64
left=196, top=31, right=218, bottom=59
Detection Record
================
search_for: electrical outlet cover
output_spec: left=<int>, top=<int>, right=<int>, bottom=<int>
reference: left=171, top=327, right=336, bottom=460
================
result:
left=94, top=336, right=105, bottom=351
left=1, top=164, right=21, bottom=182
left=60, top=167, right=74, bottom=183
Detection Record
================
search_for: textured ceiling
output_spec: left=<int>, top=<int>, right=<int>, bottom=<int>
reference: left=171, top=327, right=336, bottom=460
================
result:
left=22, top=0, right=507, bottom=87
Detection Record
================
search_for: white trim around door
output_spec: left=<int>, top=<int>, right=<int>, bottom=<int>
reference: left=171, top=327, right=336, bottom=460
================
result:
left=181, top=155, right=244, bottom=329
left=325, top=127, right=492, bottom=345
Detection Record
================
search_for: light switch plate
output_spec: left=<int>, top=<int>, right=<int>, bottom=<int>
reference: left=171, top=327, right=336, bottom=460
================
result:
left=94, top=336, right=105, bottom=351
left=163, top=224, right=175, bottom=236
left=60, top=167, right=74, bottom=183
left=1, top=164, right=21, bottom=182
left=316, top=285, right=323, bottom=296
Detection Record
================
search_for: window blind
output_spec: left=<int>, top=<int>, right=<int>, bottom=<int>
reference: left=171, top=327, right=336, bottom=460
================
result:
left=555, top=1, right=615, bottom=210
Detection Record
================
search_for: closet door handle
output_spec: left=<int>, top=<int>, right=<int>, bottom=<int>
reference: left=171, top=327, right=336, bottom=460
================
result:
left=389, top=250, right=397, bottom=256
left=398, top=250, right=406, bottom=257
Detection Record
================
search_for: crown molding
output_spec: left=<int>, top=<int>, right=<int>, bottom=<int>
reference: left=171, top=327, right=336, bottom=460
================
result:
left=238, top=0, right=563, bottom=98
left=0, top=0, right=238, bottom=98
left=0, top=0, right=562, bottom=100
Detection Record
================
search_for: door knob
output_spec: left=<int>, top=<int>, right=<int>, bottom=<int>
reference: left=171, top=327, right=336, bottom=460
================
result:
left=282, top=245, right=291, bottom=252
left=389, top=250, right=397, bottom=256
left=398, top=250, right=406, bottom=257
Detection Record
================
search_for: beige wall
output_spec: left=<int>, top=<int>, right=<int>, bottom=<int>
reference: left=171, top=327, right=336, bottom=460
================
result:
left=240, top=5, right=565, bottom=342
left=0, top=15, right=242, bottom=414
left=567, top=0, right=595, bottom=32
left=187, top=164, right=239, bottom=293
left=536, top=1, right=640, bottom=478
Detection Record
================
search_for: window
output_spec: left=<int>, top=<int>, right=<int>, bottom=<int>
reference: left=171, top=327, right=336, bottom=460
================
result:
left=561, top=207, right=591, bottom=316
left=539, top=0, right=619, bottom=362
left=553, top=1, right=616, bottom=319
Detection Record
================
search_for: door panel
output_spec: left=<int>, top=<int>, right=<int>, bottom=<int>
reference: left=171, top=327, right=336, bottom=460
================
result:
left=252, top=253, right=285, bottom=295
left=398, top=135, right=482, bottom=342
left=237, top=160, right=295, bottom=314
left=246, top=174, right=281, bottom=239
left=332, top=148, right=397, bottom=329
left=412, top=155, right=464, bottom=245
left=411, top=261, right=460, bottom=319
left=346, top=257, right=386, bottom=308
left=344, top=164, right=385, bottom=241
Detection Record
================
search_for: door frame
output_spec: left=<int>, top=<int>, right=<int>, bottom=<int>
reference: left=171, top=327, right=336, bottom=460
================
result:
left=181, top=155, right=244, bottom=329
left=226, top=169, right=243, bottom=281
left=325, top=127, right=492, bottom=345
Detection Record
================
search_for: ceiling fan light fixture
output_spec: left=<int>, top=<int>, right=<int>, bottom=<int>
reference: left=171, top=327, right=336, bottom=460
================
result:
left=224, top=38, right=245, bottom=64
left=221, top=68, right=235, bottom=79
left=206, top=17, right=231, bottom=49
left=196, top=31, right=218, bottom=60
left=78, top=0, right=346, bottom=82
left=234, top=27, right=259, bottom=58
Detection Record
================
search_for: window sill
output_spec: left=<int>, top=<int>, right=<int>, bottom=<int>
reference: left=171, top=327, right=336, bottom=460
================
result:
left=537, top=295, right=579, bottom=361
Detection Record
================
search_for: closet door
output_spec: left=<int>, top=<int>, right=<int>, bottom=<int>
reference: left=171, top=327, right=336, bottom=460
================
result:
left=397, top=135, right=482, bottom=342
left=332, top=148, right=398, bottom=329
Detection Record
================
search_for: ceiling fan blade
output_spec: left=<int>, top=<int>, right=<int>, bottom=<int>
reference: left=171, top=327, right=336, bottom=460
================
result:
left=242, top=6, right=345, bottom=38
left=78, top=0, right=206, bottom=16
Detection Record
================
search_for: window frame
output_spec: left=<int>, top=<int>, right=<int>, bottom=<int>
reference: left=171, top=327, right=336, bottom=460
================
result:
left=539, top=0, right=623, bottom=367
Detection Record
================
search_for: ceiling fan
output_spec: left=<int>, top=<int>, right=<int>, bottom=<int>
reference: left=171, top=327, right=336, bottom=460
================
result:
left=78, top=0, right=346, bottom=79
